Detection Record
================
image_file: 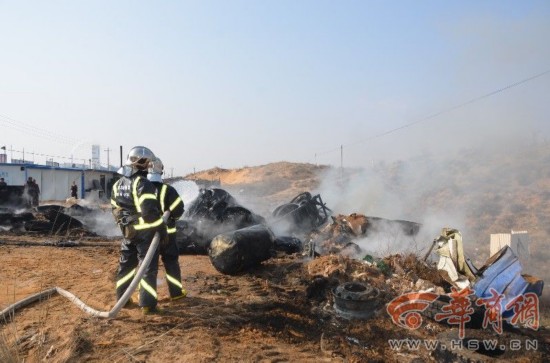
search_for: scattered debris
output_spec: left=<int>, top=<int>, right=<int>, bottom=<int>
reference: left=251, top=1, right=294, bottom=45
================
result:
left=427, top=227, right=545, bottom=328
left=473, top=245, right=544, bottom=320
left=306, top=213, right=421, bottom=257
left=433, top=228, right=476, bottom=290
left=0, top=203, right=100, bottom=236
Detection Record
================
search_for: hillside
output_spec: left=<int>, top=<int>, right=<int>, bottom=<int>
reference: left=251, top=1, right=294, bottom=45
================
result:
left=183, top=162, right=329, bottom=215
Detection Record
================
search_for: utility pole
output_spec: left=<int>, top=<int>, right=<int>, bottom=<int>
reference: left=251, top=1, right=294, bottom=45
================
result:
left=104, top=147, right=111, bottom=170
left=170, top=167, right=174, bottom=178
left=9, top=145, right=13, bottom=163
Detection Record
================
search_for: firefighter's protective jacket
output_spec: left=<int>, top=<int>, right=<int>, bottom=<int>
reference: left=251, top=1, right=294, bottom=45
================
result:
left=111, top=172, right=164, bottom=232
left=153, top=182, right=184, bottom=234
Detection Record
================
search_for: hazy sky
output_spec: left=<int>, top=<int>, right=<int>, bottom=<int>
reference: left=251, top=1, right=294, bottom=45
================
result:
left=0, top=1, right=549, bottom=175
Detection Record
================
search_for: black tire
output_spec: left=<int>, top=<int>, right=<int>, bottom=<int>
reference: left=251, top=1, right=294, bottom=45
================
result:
left=222, top=206, right=253, bottom=229
left=25, top=220, right=56, bottom=232
left=290, top=192, right=312, bottom=205
left=272, top=203, right=299, bottom=218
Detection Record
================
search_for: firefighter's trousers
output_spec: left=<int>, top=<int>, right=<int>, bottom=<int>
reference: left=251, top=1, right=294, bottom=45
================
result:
left=116, top=229, right=159, bottom=308
left=160, top=234, right=184, bottom=298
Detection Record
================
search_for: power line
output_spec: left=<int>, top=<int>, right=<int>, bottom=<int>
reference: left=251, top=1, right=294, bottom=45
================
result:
left=316, top=68, right=550, bottom=157
left=0, top=113, right=80, bottom=145
left=7, top=147, right=84, bottom=162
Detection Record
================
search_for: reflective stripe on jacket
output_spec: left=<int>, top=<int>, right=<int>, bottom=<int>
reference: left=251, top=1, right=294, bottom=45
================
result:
left=111, top=173, right=163, bottom=230
left=154, top=182, right=184, bottom=234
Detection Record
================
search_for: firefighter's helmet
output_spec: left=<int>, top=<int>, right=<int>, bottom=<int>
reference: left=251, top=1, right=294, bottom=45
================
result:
left=125, top=146, right=155, bottom=171
left=147, top=157, right=164, bottom=183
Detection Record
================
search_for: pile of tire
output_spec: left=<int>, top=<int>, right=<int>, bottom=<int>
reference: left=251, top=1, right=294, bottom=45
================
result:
left=272, top=192, right=329, bottom=233
left=176, top=188, right=265, bottom=254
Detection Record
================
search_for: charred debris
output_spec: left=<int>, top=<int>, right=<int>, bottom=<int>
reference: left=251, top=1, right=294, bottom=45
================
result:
left=0, top=203, right=111, bottom=240
left=1, top=187, right=545, bottom=332
left=176, top=188, right=546, bottom=340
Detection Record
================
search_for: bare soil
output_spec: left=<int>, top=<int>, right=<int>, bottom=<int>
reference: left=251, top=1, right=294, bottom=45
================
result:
left=1, top=232, right=549, bottom=362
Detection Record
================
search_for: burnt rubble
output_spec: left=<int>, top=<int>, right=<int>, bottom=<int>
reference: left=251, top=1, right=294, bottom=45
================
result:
left=179, top=188, right=546, bottom=339
left=305, top=213, right=421, bottom=257
left=175, top=189, right=423, bottom=261
left=174, top=189, right=429, bottom=280
left=0, top=203, right=100, bottom=236
left=175, top=188, right=265, bottom=254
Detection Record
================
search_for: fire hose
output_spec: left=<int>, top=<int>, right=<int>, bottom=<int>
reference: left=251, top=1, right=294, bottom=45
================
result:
left=0, top=212, right=169, bottom=323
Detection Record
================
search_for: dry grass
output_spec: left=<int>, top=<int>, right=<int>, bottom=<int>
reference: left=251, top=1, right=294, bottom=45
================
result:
left=0, top=331, right=19, bottom=363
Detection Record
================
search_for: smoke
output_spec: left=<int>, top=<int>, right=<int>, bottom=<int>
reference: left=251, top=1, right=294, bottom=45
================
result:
left=314, top=167, right=405, bottom=219
left=62, top=202, right=121, bottom=237
left=85, top=210, right=121, bottom=237
left=268, top=218, right=294, bottom=237
left=170, top=180, right=200, bottom=207
left=313, top=148, right=487, bottom=261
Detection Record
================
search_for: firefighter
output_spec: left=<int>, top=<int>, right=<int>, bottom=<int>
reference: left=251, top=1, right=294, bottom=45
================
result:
left=147, top=157, right=187, bottom=300
left=110, top=146, right=167, bottom=315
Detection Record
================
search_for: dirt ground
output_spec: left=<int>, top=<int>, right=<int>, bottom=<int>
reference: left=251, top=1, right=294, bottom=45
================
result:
left=1, top=232, right=549, bottom=363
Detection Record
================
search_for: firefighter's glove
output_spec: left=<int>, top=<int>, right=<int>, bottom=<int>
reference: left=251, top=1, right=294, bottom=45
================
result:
left=157, top=224, right=169, bottom=248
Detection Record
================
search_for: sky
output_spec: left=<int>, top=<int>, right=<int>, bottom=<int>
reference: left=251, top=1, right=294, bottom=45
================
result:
left=0, top=0, right=549, bottom=176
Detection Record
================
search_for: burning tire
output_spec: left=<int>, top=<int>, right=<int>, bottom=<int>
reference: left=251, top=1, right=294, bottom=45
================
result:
left=209, top=225, right=274, bottom=274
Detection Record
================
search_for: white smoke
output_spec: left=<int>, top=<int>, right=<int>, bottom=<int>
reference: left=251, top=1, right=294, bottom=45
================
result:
left=170, top=180, right=200, bottom=207
left=313, top=157, right=470, bottom=258
left=86, top=209, right=121, bottom=237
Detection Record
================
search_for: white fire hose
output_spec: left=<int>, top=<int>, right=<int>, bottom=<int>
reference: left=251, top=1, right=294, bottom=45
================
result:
left=0, top=211, right=170, bottom=322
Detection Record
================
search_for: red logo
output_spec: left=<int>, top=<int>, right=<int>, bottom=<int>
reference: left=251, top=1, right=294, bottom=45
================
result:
left=506, top=292, right=539, bottom=330
left=476, top=288, right=504, bottom=334
left=434, top=287, right=475, bottom=339
left=387, top=288, right=540, bottom=337
left=386, top=292, right=439, bottom=330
